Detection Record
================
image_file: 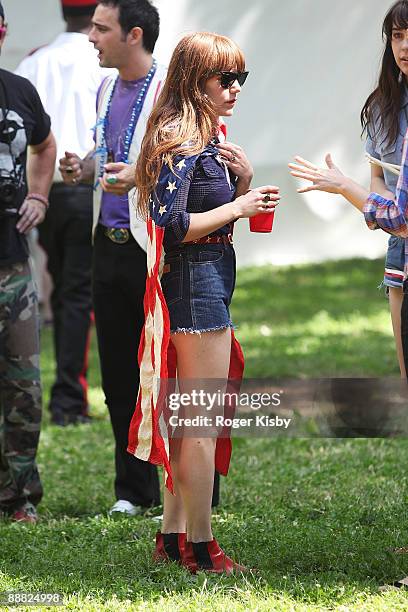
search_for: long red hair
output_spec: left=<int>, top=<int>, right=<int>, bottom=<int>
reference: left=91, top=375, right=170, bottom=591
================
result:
left=135, top=31, right=245, bottom=217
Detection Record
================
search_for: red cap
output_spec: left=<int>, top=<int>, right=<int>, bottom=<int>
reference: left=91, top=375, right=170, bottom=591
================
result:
left=61, top=0, right=97, bottom=6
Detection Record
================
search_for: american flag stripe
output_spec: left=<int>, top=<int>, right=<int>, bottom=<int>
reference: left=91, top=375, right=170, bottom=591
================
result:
left=385, top=268, right=404, bottom=278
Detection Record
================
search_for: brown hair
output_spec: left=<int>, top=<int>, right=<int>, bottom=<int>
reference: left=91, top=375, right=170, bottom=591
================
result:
left=135, top=31, right=245, bottom=217
left=361, top=0, right=408, bottom=147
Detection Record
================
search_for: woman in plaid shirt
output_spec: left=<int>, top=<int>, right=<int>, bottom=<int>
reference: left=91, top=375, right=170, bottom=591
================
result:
left=288, top=139, right=408, bottom=375
left=362, top=0, right=408, bottom=378
left=289, top=0, right=408, bottom=379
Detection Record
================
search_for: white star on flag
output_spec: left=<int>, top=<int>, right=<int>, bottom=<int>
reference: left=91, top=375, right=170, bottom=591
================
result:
left=166, top=181, right=177, bottom=194
left=176, top=159, right=186, bottom=170
left=159, top=205, right=167, bottom=215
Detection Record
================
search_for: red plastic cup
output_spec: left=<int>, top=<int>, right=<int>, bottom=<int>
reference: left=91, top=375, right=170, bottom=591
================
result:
left=249, top=211, right=275, bottom=233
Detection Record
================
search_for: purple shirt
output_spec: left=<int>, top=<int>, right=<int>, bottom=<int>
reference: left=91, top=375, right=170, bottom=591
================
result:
left=100, top=77, right=145, bottom=228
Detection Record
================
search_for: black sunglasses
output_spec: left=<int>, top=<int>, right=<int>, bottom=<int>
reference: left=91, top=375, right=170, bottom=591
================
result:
left=217, top=71, right=249, bottom=89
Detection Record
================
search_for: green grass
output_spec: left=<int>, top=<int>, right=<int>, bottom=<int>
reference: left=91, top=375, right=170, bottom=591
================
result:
left=2, top=257, right=408, bottom=611
left=234, top=258, right=397, bottom=377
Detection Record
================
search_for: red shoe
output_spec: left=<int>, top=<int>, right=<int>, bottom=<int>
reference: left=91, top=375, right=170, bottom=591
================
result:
left=182, top=538, right=247, bottom=574
left=153, top=531, right=186, bottom=562
left=10, top=502, right=38, bottom=524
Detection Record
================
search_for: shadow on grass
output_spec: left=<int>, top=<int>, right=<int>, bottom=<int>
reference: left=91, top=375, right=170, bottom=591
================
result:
left=241, top=329, right=396, bottom=377
left=233, top=258, right=387, bottom=326
left=2, top=259, right=405, bottom=608
left=0, top=509, right=407, bottom=608
left=2, top=438, right=408, bottom=608
left=231, top=258, right=397, bottom=377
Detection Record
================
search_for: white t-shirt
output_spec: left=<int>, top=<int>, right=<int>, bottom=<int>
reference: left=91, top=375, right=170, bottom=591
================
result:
left=15, top=32, right=116, bottom=182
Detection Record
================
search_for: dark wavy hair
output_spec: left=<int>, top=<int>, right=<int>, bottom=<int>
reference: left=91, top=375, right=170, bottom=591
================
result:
left=361, top=0, right=408, bottom=147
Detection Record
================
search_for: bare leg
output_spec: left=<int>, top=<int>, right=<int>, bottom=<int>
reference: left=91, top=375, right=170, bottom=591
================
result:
left=177, top=436, right=217, bottom=542
left=162, top=328, right=231, bottom=542
left=162, top=438, right=186, bottom=533
left=389, top=287, right=406, bottom=378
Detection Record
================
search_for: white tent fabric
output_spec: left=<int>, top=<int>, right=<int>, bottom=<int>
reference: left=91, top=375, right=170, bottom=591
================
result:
left=3, top=0, right=394, bottom=266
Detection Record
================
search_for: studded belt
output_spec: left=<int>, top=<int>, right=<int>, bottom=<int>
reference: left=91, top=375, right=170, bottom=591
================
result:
left=184, top=233, right=233, bottom=246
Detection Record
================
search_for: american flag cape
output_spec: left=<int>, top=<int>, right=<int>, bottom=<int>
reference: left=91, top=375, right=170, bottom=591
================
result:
left=127, top=147, right=244, bottom=493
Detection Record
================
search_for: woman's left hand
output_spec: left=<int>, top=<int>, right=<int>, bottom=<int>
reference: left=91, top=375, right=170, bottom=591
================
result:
left=216, top=141, right=253, bottom=182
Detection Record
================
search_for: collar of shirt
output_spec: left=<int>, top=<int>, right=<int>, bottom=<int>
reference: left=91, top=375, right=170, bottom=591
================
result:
left=52, top=32, right=94, bottom=47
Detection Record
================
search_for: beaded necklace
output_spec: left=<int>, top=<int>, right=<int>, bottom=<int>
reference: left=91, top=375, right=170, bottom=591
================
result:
left=95, top=59, right=157, bottom=180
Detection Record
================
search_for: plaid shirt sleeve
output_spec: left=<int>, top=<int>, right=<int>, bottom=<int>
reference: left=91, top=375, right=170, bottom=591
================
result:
left=363, top=193, right=408, bottom=237
left=363, top=128, right=408, bottom=238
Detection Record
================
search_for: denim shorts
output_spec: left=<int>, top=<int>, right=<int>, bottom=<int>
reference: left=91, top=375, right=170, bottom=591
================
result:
left=383, top=235, right=405, bottom=290
left=161, top=243, right=236, bottom=333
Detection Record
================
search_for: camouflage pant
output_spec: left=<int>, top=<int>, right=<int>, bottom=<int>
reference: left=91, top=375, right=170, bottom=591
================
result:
left=0, top=261, right=43, bottom=510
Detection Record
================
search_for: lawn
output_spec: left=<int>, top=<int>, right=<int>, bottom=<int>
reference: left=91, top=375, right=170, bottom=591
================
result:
left=2, top=257, right=408, bottom=611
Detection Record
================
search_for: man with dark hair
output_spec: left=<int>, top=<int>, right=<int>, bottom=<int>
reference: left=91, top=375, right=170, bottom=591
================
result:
left=60, top=0, right=164, bottom=516
left=99, top=0, right=159, bottom=53
left=0, top=2, right=56, bottom=522
left=16, top=0, right=115, bottom=427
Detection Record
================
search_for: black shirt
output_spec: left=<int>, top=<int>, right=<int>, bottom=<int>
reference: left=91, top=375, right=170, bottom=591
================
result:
left=0, top=68, right=50, bottom=266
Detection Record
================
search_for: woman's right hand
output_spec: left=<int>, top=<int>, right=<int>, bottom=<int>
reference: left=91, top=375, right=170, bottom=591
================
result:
left=288, top=154, right=345, bottom=194
left=233, top=185, right=280, bottom=219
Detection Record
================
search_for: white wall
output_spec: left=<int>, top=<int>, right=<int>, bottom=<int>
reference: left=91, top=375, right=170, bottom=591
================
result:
left=3, top=0, right=393, bottom=266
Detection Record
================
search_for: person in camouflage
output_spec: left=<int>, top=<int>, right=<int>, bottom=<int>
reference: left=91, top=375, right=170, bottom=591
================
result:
left=0, top=264, right=42, bottom=514
left=0, top=1, right=56, bottom=522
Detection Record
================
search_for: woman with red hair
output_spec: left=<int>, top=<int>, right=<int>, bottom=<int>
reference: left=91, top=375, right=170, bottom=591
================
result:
left=129, top=31, right=279, bottom=573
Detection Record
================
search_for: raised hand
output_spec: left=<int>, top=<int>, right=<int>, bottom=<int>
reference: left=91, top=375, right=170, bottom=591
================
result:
left=216, top=141, right=253, bottom=182
left=288, top=154, right=344, bottom=194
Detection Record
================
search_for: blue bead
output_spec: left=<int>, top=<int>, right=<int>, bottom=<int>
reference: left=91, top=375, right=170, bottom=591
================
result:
left=99, top=62, right=157, bottom=164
